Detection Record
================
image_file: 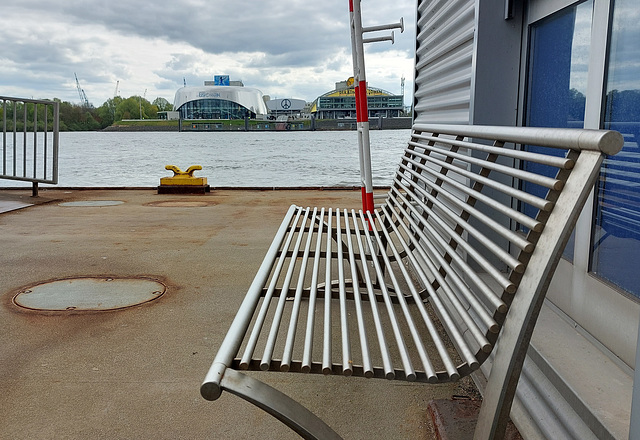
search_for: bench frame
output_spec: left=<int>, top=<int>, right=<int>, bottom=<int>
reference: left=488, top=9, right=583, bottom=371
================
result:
left=201, top=124, right=623, bottom=440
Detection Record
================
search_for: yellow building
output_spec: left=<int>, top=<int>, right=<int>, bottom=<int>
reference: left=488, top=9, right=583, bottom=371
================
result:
left=310, top=78, right=404, bottom=119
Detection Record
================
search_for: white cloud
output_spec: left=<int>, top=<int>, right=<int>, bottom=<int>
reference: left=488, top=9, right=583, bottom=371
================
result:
left=0, top=0, right=415, bottom=106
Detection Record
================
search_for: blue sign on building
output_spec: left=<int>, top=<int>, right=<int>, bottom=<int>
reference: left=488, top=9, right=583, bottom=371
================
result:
left=214, top=75, right=230, bottom=86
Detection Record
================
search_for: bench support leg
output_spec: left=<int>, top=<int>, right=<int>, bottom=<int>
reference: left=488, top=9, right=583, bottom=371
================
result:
left=221, top=369, right=343, bottom=440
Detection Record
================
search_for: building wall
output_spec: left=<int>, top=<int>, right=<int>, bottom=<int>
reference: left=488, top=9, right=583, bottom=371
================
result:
left=413, top=0, right=638, bottom=437
left=413, top=0, right=475, bottom=124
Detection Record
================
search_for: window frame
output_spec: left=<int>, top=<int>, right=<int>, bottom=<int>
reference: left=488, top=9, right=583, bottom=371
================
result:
left=519, top=0, right=639, bottom=366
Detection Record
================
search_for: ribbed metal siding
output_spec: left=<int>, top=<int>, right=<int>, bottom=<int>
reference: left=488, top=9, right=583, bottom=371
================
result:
left=413, top=0, right=476, bottom=124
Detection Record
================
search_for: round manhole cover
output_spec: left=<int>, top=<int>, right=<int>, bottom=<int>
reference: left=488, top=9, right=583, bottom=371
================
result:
left=13, top=277, right=166, bottom=312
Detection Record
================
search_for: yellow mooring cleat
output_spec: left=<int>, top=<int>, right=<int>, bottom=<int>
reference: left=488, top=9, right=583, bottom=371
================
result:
left=160, top=165, right=208, bottom=186
left=158, top=165, right=210, bottom=194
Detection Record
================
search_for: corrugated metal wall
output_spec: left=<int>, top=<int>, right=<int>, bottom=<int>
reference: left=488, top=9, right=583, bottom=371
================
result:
left=413, top=0, right=476, bottom=124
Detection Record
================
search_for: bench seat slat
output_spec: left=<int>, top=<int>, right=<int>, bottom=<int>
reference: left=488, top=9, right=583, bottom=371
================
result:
left=322, top=209, right=333, bottom=374
left=302, top=208, right=325, bottom=372
left=343, top=209, right=375, bottom=378
left=335, top=209, right=352, bottom=376
left=384, top=196, right=499, bottom=346
left=357, top=209, right=417, bottom=381
left=379, top=203, right=482, bottom=371
left=350, top=210, right=396, bottom=379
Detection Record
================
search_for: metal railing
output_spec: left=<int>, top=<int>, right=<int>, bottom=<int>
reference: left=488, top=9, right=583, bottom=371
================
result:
left=1, top=96, right=59, bottom=196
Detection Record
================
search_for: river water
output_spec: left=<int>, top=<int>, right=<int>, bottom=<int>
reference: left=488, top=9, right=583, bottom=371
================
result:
left=4, top=130, right=411, bottom=188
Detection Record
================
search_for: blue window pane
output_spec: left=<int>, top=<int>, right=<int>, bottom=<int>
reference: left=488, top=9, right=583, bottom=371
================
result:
left=591, top=0, right=640, bottom=298
left=523, top=0, right=593, bottom=261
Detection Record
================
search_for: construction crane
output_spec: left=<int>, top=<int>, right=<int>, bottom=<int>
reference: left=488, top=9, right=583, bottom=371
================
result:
left=139, top=89, right=147, bottom=119
left=74, top=73, right=90, bottom=107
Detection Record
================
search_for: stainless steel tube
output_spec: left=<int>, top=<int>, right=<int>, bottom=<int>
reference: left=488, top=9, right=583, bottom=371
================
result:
left=261, top=208, right=311, bottom=370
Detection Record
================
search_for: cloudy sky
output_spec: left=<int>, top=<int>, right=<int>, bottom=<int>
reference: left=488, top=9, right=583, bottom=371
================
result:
left=1, top=0, right=415, bottom=107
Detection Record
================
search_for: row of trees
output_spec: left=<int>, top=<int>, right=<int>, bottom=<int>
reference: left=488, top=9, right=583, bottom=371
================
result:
left=1, top=96, right=173, bottom=131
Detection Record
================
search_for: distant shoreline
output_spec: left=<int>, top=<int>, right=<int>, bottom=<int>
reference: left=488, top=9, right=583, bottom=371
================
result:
left=102, top=124, right=179, bottom=132
left=103, top=117, right=412, bottom=132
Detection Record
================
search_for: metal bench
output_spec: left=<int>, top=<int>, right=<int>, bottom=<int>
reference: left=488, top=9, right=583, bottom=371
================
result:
left=201, top=123, right=623, bottom=440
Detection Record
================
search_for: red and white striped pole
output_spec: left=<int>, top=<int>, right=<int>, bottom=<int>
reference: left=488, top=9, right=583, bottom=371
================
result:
left=348, top=0, right=375, bottom=216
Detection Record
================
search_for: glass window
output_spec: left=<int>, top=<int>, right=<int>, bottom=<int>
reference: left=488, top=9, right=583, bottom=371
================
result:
left=178, top=99, right=253, bottom=120
left=523, top=0, right=593, bottom=261
left=591, top=0, right=640, bottom=298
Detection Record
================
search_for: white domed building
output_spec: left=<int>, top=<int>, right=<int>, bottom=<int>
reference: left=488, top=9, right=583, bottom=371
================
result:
left=173, top=83, right=268, bottom=120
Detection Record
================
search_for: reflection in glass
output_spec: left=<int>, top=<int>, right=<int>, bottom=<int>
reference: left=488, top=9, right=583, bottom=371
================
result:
left=591, top=0, right=640, bottom=297
left=523, top=0, right=593, bottom=261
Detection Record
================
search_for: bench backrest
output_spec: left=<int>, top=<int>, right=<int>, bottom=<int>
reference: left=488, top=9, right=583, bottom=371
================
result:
left=380, top=124, right=623, bottom=379
left=200, top=123, right=623, bottom=439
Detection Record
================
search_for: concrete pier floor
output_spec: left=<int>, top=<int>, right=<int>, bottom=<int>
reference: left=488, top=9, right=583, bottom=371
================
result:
left=0, top=188, right=477, bottom=439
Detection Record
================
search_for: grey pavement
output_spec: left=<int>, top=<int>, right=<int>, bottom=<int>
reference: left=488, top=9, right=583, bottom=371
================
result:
left=0, top=188, right=476, bottom=439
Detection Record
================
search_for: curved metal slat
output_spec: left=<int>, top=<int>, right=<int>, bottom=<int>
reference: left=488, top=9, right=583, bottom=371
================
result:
left=395, top=180, right=520, bottom=291
left=405, top=143, right=556, bottom=211
left=408, top=140, right=563, bottom=190
left=350, top=210, right=395, bottom=379
left=402, top=155, right=543, bottom=232
left=390, top=189, right=508, bottom=318
left=335, top=209, right=353, bottom=376
left=239, top=207, right=305, bottom=369
left=343, top=209, right=374, bottom=378
left=302, top=208, right=325, bottom=373
left=395, top=162, right=535, bottom=253
left=412, top=132, right=575, bottom=169
left=380, top=203, right=481, bottom=371
left=322, top=209, right=333, bottom=375
left=396, top=171, right=526, bottom=270
left=261, top=208, right=311, bottom=370
left=383, top=198, right=494, bottom=353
